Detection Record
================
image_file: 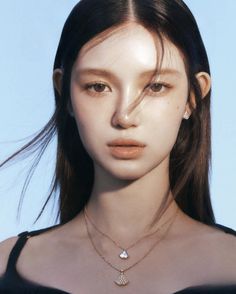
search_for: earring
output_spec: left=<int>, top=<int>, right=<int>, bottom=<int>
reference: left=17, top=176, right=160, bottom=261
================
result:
left=183, top=110, right=190, bottom=120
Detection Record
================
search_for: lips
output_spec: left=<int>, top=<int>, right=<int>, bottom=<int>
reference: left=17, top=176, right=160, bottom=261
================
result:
left=107, top=138, right=146, bottom=147
left=107, top=138, right=146, bottom=159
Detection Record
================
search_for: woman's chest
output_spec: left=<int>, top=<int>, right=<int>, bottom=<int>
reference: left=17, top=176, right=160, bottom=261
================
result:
left=16, top=239, right=235, bottom=294
left=16, top=229, right=236, bottom=294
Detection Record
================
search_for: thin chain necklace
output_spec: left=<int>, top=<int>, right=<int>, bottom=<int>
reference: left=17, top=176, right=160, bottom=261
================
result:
left=83, top=207, right=179, bottom=286
left=84, top=205, right=176, bottom=260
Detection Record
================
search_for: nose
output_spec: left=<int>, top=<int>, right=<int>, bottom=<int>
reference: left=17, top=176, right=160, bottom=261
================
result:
left=111, top=94, right=141, bottom=129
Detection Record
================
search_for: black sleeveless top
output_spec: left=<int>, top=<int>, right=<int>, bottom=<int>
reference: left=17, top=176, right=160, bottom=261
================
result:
left=0, top=223, right=236, bottom=293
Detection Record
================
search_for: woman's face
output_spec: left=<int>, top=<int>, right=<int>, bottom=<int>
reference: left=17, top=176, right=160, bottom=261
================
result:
left=70, top=23, right=189, bottom=180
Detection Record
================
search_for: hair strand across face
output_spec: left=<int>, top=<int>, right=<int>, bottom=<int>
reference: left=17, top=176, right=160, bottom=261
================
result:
left=1, top=0, right=215, bottom=226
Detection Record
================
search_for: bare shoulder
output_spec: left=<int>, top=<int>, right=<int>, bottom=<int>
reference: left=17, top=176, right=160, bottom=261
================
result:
left=210, top=226, right=236, bottom=281
left=193, top=220, right=236, bottom=253
left=211, top=225, right=236, bottom=259
left=0, top=236, right=19, bottom=277
left=194, top=222, right=236, bottom=282
left=202, top=223, right=236, bottom=253
left=177, top=212, right=236, bottom=280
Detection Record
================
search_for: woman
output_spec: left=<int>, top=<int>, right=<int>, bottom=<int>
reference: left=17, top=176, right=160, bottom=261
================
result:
left=0, top=0, right=235, bottom=293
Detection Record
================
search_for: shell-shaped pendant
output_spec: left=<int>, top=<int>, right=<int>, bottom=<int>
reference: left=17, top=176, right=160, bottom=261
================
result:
left=114, top=270, right=129, bottom=286
left=119, top=250, right=129, bottom=259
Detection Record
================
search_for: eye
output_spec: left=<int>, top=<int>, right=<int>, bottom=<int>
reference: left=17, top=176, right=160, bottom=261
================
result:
left=84, top=82, right=110, bottom=96
left=146, top=82, right=171, bottom=96
left=150, top=83, right=164, bottom=92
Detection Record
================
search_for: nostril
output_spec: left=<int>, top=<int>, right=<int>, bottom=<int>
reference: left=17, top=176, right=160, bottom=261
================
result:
left=112, top=111, right=138, bottom=129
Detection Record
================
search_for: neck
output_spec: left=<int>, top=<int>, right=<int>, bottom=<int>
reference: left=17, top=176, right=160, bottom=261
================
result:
left=85, top=157, right=180, bottom=243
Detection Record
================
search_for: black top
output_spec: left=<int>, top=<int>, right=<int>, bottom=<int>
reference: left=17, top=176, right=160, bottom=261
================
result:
left=0, top=223, right=236, bottom=294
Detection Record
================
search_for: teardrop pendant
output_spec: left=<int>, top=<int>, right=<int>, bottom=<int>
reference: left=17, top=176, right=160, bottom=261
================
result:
left=114, top=270, right=129, bottom=286
left=119, top=249, right=129, bottom=259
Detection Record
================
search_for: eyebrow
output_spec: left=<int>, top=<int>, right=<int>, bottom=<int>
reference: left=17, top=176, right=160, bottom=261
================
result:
left=75, top=68, right=182, bottom=79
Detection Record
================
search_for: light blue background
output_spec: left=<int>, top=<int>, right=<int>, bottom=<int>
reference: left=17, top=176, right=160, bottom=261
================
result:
left=0, top=1, right=235, bottom=241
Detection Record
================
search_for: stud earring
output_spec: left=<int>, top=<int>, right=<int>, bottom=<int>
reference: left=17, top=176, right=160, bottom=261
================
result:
left=183, top=110, right=190, bottom=120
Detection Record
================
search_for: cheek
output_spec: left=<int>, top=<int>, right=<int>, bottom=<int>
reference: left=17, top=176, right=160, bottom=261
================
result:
left=72, top=103, right=95, bottom=131
left=145, top=97, right=186, bottom=153
left=70, top=97, right=107, bottom=159
left=70, top=84, right=99, bottom=131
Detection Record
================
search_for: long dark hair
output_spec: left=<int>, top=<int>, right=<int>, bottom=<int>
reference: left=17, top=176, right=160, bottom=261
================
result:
left=0, top=0, right=215, bottom=226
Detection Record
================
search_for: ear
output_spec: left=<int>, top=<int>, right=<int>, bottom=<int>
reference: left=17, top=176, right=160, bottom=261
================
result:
left=53, top=68, right=63, bottom=95
left=53, top=68, right=74, bottom=117
left=195, top=71, right=211, bottom=99
left=183, top=71, right=211, bottom=120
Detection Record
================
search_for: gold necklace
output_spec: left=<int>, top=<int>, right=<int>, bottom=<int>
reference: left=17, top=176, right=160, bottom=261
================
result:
left=84, top=205, right=176, bottom=260
left=83, top=207, right=179, bottom=286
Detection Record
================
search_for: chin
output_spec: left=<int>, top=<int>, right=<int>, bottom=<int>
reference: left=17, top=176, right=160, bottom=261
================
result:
left=112, top=172, right=142, bottom=181
left=94, top=155, right=159, bottom=181
left=105, top=164, right=150, bottom=181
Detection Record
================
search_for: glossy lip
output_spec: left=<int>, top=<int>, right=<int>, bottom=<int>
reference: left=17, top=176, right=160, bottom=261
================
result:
left=107, top=138, right=146, bottom=147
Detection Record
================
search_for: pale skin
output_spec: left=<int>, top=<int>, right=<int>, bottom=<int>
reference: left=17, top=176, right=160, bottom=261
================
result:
left=0, top=23, right=236, bottom=294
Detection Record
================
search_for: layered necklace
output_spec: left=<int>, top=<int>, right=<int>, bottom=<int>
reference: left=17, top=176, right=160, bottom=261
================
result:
left=83, top=206, right=179, bottom=286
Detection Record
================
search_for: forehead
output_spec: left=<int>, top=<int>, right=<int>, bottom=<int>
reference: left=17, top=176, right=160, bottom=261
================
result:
left=74, top=23, right=186, bottom=77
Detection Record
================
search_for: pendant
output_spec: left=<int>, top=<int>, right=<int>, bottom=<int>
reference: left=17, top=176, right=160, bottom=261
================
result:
left=114, top=270, right=129, bottom=286
left=119, top=249, right=129, bottom=259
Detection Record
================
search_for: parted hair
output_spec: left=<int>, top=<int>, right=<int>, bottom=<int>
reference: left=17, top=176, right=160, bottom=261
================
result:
left=1, top=0, right=215, bottom=226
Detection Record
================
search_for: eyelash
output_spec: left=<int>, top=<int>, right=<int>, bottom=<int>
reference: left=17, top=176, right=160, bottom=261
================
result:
left=83, top=81, right=172, bottom=97
left=146, top=82, right=171, bottom=96
left=84, top=83, right=108, bottom=97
